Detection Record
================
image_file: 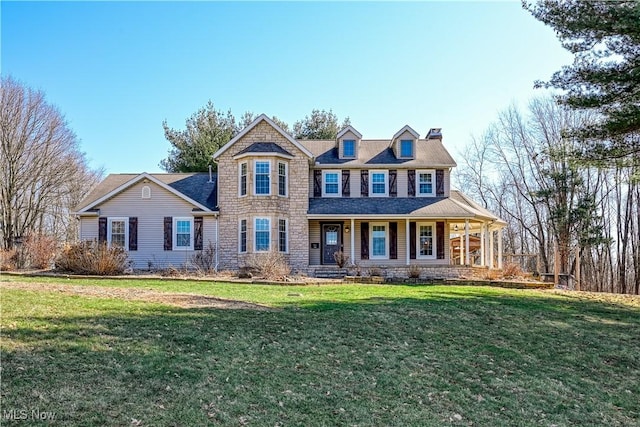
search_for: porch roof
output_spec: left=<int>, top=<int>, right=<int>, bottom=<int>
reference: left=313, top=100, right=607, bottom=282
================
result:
left=308, top=191, right=506, bottom=224
left=309, top=197, right=472, bottom=217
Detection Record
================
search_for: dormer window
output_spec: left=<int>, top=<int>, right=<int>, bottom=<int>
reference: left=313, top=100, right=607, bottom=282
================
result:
left=400, top=140, right=414, bottom=158
left=343, top=140, right=356, bottom=158
left=337, top=126, right=362, bottom=160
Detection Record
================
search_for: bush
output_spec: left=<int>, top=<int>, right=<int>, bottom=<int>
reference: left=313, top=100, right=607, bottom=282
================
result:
left=0, top=249, right=18, bottom=271
left=24, top=233, right=57, bottom=269
left=189, top=241, right=217, bottom=275
left=368, top=267, right=383, bottom=277
left=244, top=251, right=290, bottom=281
left=408, top=264, right=422, bottom=279
left=502, top=262, right=525, bottom=279
left=56, top=240, right=130, bottom=275
left=333, top=251, right=350, bottom=268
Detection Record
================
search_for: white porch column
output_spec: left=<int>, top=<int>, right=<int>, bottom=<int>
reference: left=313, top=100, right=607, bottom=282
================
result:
left=497, top=227, right=503, bottom=269
left=465, top=219, right=470, bottom=265
left=459, top=234, right=464, bottom=265
left=489, top=228, right=495, bottom=269
left=405, top=219, right=410, bottom=266
left=480, top=222, right=485, bottom=267
left=350, top=218, right=355, bottom=265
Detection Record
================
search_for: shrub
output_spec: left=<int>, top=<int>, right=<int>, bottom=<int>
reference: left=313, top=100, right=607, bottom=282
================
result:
left=368, top=267, right=383, bottom=277
left=244, top=251, right=290, bottom=281
left=333, top=251, right=350, bottom=268
left=56, top=240, right=130, bottom=275
left=189, top=241, right=217, bottom=275
left=408, top=264, right=422, bottom=279
left=0, top=249, right=18, bottom=271
left=24, top=233, right=58, bottom=269
left=502, top=262, right=525, bottom=279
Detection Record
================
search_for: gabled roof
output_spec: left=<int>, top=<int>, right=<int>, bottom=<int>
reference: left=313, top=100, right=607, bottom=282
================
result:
left=234, top=142, right=293, bottom=158
left=213, top=114, right=313, bottom=159
left=392, top=125, right=420, bottom=141
left=301, top=139, right=457, bottom=167
left=336, top=125, right=362, bottom=140
left=74, top=172, right=218, bottom=213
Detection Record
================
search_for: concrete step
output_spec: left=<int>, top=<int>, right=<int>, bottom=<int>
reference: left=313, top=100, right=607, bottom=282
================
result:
left=314, top=268, right=348, bottom=279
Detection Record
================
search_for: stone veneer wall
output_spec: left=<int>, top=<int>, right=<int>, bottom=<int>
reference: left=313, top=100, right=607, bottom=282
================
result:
left=315, top=265, right=487, bottom=280
left=216, top=121, right=309, bottom=272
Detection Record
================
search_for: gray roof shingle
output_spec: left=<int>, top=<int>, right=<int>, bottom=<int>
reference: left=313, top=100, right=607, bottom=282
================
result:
left=75, top=173, right=217, bottom=212
left=235, top=142, right=293, bottom=157
left=299, top=139, right=457, bottom=167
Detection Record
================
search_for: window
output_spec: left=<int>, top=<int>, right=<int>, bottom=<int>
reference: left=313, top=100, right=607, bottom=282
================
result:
left=255, top=218, right=270, bottom=251
left=370, top=223, right=388, bottom=259
left=418, top=222, right=436, bottom=259
left=417, top=169, right=435, bottom=196
left=108, top=218, right=128, bottom=249
left=323, top=171, right=340, bottom=197
left=278, top=162, right=287, bottom=196
left=370, top=170, right=388, bottom=196
left=239, top=162, right=247, bottom=196
left=255, top=161, right=270, bottom=195
left=400, top=140, right=414, bottom=158
left=239, top=219, right=247, bottom=253
left=173, top=217, right=194, bottom=250
left=343, top=139, right=355, bottom=158
left=141, top=185, right=151, bottom=199
left=278, top=219, right=287, bottom=252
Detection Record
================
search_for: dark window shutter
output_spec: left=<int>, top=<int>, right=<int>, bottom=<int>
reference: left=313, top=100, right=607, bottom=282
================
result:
left=408, top=170, right=416, bottom=197
left=360, top=170, right=369, bottom=197
left=342, top=170, right=350, bottom=197
left=164, top=217, right=172, bottom=251
left=129, top=217, right=138, bottom=251
left=390, top=222, right=398, bottom=259
left=409, top=221, right=416, bottom=259
left=436, top=169, right=445, bottom=197
left=361, top=222, right=369, bottom=260
left=194, top=216, right=203, bottom=250
left=389, top=170, right=397, bottom=197
left=98, top=217, right=107, bottom=243
left=313, top=170, right=322, bottom=197
left=437, top=221, right=445, bottom=260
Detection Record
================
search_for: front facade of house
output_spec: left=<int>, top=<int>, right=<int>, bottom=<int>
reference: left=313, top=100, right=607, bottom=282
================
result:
left=74, top=114, right=506, bottom=276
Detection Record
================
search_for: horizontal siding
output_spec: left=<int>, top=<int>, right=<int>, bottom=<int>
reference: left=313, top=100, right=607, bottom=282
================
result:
left=309, top=221, right=321, bottom=265
left=86, top=180, right=218, bottom=269
left=80, top=217, right=98, bottom=241
left=396, top=170, right=408, bottom=197
left=354, top=220, right=450, bottom=267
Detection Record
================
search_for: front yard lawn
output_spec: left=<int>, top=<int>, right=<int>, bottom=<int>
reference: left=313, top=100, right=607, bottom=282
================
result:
left=1, top=277, right=639, bottom=426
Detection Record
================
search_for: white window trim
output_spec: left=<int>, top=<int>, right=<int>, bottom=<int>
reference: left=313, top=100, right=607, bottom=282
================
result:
left=369, top=170, right=389, bottom=197
left=417, top=221, right=437, bottom=259
left=399, top=139, right=414, bottom=158
left=254, top=217, right=271, bottom=252
left=254, top=159, right=271, bottom=196
left=417, top=169, right=436, bottom=197
left=342, top=139, right=356, bottom=158
left=238, top=218, right=247, bottom=253
left=370, top=222, right=389, bottom=260
left=141, top=185, right=151, bottom=199
left=278, top=218, right=288, bottom=253
left=173, top=217, right=194, bottom=251
left=238, top=162, right=248, bottom=197
left=107, top=217, right=129, bottom=250
left=278, top=161, right=288, bottom=197
left=322, top=170, right=341, bottom=197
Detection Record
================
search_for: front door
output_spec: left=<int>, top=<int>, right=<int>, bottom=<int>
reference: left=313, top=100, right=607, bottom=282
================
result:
left=322, top=223, right=342, bottom=265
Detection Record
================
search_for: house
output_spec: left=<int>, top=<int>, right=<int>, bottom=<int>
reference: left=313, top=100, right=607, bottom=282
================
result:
left=74, top=114, right=506, bottom=277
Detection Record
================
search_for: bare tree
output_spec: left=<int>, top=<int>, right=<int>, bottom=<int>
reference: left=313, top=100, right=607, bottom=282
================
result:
left=0, top=76, right=100, bottom=250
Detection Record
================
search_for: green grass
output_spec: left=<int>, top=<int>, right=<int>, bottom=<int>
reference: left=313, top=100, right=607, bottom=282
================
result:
left=1, top=277, right=639, bottom=426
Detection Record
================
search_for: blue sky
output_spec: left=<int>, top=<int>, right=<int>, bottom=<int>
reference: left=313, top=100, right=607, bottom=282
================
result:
left=2, top=1, right=572, bottom=175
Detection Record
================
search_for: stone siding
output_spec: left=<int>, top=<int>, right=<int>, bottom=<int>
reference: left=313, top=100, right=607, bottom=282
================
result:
left=216, top=121, right=309, bottom=273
